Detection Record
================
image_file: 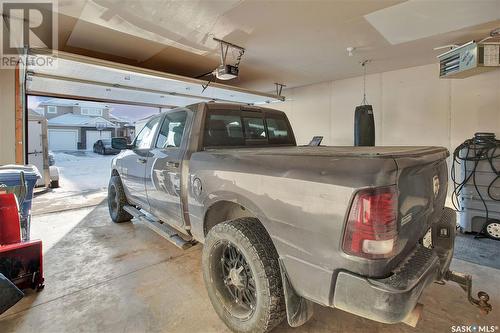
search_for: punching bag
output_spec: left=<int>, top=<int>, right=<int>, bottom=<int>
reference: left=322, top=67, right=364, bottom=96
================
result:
left=354, top=104, right=375, bottom=146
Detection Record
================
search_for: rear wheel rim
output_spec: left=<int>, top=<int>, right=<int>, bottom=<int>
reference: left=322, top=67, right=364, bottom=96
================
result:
left=486, top=222, right=500, bottom=239
left=212, top=241, right=257, bottom=319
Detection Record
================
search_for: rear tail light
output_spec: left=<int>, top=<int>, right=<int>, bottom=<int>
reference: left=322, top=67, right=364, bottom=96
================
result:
left=342, top=186, right=398, bottom=259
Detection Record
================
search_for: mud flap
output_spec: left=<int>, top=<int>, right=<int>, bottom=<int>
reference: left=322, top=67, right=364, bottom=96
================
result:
left=0, top=273, right=24, bottom=315
left=279, top=259, right=314, bottom=327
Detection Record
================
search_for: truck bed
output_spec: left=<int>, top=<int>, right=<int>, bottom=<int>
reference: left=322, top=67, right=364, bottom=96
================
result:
left=204, top=146, right=448, bottom=158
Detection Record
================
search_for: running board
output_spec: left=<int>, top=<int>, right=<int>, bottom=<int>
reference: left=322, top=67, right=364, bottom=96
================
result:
left=123, top=205, right=194, bottom=250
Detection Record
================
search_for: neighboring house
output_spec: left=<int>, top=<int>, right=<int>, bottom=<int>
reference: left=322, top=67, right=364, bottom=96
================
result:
left=109, top=113, right=135, bottom=143
left=38, top=99, right=118, bottom=151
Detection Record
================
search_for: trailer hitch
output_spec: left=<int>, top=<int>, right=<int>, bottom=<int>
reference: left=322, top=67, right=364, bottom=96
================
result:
left=444, top=270, right=492, bottom=315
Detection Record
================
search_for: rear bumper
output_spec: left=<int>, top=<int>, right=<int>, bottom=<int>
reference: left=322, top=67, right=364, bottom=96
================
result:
left=332, top=208, right=456, bottom=324
left=333, top=246, right=441, bottom=323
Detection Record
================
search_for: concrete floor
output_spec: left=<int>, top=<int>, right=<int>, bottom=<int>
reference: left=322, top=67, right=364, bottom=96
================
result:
left=0, top=200, right=499, bottom=333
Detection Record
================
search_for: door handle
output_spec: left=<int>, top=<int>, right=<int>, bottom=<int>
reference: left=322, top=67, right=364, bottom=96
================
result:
left=137, top=158, right=147, bottom=164
left=166, top=161, right=179, bottom=168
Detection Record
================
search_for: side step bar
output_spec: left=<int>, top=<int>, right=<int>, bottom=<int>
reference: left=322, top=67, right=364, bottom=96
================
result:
left=123, top=205, right=194, bottom=250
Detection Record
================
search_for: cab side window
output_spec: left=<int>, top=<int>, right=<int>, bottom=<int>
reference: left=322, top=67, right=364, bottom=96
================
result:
left=156, top=111, right=187, bottom=148
left=135, top=117, right=160, bottom=149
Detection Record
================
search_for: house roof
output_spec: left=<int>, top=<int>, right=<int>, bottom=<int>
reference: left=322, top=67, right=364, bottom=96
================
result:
left=28, top=108, right=45, bottom=121
left=48, top=113, right=117, bottom=128
left=39, top=98, right=110, bottom=109
left=108, top=113, right=131, bottom=123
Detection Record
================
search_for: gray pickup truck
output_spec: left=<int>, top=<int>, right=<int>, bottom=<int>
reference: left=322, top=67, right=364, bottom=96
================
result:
left=108, top=102, right=491, bottom=333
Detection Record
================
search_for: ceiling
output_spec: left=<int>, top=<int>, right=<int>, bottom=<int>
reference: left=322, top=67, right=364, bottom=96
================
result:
left=38, top=0, right=500, bottom=90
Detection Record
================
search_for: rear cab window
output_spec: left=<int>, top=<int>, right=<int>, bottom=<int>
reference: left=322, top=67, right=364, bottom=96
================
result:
left=203, top=108, right=295, bottom=148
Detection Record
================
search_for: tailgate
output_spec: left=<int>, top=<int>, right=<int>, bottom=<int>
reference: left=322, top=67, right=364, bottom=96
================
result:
left=394, top=148, right=449, bottom=257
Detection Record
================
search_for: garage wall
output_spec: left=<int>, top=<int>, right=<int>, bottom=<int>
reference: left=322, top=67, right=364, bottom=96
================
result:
left=275, top=63, right=500, bottom=153
left=0, top=69, right=16, bottom=165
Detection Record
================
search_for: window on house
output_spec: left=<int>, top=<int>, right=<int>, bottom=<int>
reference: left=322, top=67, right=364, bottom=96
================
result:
left=47, top=106, right=57, bottom=114
left=81, top=107, right=102, bottom=116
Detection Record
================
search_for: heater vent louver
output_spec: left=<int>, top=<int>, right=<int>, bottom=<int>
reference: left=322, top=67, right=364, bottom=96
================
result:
left=439, top=53, right=461, bottom=77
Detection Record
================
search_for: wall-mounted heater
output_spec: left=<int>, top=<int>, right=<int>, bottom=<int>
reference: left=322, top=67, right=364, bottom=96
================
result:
left=438, top=41, right=500, bottom=78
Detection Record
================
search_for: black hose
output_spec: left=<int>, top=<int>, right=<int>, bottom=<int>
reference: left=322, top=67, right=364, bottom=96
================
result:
left=451, top=134, right=500, bottom=238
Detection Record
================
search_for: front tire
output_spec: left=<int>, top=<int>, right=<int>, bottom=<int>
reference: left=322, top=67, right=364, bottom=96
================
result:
left=202, top=218, right=286, bottom=333
left=108, top=175, right=132, bottom=223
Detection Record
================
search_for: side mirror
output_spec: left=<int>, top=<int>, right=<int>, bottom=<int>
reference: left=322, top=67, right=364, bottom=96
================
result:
left=111, top=137, right=129, bottom=150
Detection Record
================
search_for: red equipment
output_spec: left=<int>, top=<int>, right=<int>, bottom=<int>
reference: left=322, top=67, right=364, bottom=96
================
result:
left=0, top=193, right=21, bottom=245
left=0, top=192, right=44, bottom=290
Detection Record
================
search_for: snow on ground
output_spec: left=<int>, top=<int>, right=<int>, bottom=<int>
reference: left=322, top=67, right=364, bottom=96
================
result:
left=32, top=151, right=115, bottom=214
left=53, top=151, right=115, bottom=192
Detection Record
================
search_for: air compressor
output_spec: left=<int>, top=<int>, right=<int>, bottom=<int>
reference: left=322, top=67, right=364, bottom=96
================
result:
left=452, top=132, right=500, bottom=239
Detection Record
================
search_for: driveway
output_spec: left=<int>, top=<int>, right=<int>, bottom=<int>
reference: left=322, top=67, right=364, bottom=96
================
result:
left=32, top=151, right=115, bottom=215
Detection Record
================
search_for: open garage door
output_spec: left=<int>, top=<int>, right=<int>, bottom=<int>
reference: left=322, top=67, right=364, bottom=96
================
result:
left=25, top=51, right=284, bottom=108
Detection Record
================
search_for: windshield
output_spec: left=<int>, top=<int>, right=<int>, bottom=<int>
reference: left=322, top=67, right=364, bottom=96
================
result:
left=102, top=139, right=111, bottom=145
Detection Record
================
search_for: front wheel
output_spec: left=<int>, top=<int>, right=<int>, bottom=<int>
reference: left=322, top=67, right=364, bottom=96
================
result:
left=108, top=175, right=132, bottom=223
left=202, top=218, right=286, bottom=333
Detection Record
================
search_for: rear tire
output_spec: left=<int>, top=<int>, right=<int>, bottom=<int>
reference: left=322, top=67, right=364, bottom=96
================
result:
left=50, top=180, right=59, bottom=188
left=202, top=218, right=286, bottom=333
left=108, top=175, right=132, bottom=223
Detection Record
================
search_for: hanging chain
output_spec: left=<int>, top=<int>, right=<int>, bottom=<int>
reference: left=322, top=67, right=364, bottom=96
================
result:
left=361, top=60, right=368, bottom=105
left=360, top=60, right=371, bottom=105
left=234, top=49, right=245, bottom=68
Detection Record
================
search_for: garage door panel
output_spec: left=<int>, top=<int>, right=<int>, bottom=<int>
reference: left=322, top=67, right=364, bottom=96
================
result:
left=25, top=53, right=284, bottom=107
left=48, top=129, right=78, bottom=151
